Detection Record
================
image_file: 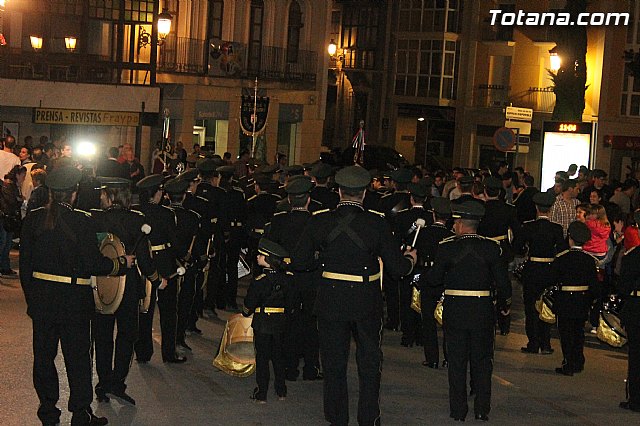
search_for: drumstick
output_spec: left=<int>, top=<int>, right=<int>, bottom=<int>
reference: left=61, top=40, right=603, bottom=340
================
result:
left=409, top=218, right=427, bottom=249
left=158, top=266, right=186, bottom=289
left=129, top=224, right=152, bottom=255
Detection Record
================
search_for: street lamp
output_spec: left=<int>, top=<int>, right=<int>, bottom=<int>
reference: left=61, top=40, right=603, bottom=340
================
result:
left=328, top=39, right=337, bottom=56
left=65, top=36, right=77, bottom=52
left=157, top=8, right=173, bottom=43
left=418, top=117, right=430, bottom=169
left=30, top=35, right=43, bottom=51
left=549, top=46, right=561, bottom=72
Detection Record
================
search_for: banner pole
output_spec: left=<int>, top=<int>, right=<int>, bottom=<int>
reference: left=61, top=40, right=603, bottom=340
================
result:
left=252, top=77, right=258, bottom=157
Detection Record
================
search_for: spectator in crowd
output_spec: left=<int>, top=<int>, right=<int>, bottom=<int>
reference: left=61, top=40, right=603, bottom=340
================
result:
left=42, top=143, right=56, bottom=168
left=223, top=151, right=233, bottom=165
left=567, top=164, right=578, bottom=178
left=175, top=141, right=188, bottom=164
left=0, top=136, right=22, bottom=181
left=96, top=146, right=127, bottom=178
left=609, top=180, right=637, bottom=215
left=18, top=147, right=31, bottom=165
left=432, top=172, right=445, bottom=197
left=26, top=167, right=48, bottom=214
left=550, top=179, right=581, bottom=237
left=23, top=135, right=34, bottom=150
left=186, top=144, right=201, bottom=168
left=0, top=165, right=26, bottom=276
left=120, top=143, right=145, bottom=186
left=514, top=174, right=539, bottom=223
left=233, top=149, right=250, bottom=178
left=580, top=169, right=612, bottom=203
left=443, top=168, right=465, bottom=199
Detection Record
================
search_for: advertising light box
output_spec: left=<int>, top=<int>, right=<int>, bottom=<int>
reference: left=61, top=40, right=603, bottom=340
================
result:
left=541, top=122, right=593, bottom=191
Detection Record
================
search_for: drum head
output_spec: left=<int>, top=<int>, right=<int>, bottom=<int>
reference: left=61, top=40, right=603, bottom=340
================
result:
left=139, top=278, right=152, bottom=313
left=93, top=234, right=126, bottom=315
left=225, top=313, right=255, bottom=364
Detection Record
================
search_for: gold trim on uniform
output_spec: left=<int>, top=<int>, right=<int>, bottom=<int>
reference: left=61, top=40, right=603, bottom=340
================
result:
left=555, top=249, right=570, bottom=258
left=528, top=257, right=555, bottom=263
left=255, top=273, right=266, bottom=281
left=561, top=285, right=589, bottom=292
left=151, top=243, right=170, bottom=251
left=110, top=258, right=120, bottom=275
left=313, top=208, right=330, bottom=216
left=32, top=271, right=92, bottom=285
left=321, top=271, right=381, bottom=282
left=625, top=246, right=638, bottom=256
left=368, top=209, right=385, bottom=218
left=255, top=307, right=285, bottom=314
left=489, top=235, right=508, bottom=241
left=444, top=289, right=491, bottom=297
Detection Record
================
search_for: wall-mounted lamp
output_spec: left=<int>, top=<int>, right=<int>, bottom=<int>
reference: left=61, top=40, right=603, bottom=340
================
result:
left=328, top=39, right=337, bottom=56
left=157, top=8, right=173, bottom=42
left=138, top=27, right=151, bottom=50
left=549, top=46, right=561, bottom=72
left=30, top=35, right=43, bottom=51
left=65, top=36, right=77, bottom=52
left=0, top=0, right=6, bottom=12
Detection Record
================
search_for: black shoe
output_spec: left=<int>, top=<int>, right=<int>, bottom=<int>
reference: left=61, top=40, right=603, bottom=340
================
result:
left=573, top=365, right=584, bottom=373
left=285, top=369, right=299, bottom=381
left=540, top=348, right=554, bottom=355
left=555, top=367, right=573, bottom=376
left=136, top=358, right=150, bottom=364
left=422, top=361, right=438, bottom=369
left=450, top=414, right=465, bottom=422
left=303, top=372, right=323, bottom=381
left=164, top=355, right=187, bottom=364
left=108, top=389, right=136, bottom=406
left=187, top=326, right=203, bottom=335
left=442, top=360, right=449, bottom=368
left=251, top=387, right=267, bottom=403
left=384, top=322, right=399, bottom=331
left=177, top=341, right=192, bottom=351
left=475, top=414, right=489, bottom=421
left=619, top=401, right=640, bottom=412
left=521, top=346, right=539, bottom=354
left=400, top=340, right=413, bottom=348
left=499, top=331, right=509, bottom=336
left=95, top=391, right=110, bottom=403
left=71, top=411, right=108, bottom=426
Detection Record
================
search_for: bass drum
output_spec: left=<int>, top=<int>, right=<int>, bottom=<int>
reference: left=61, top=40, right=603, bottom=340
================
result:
left=213, top=313, right=256, bottom=378
left=92, top=233, right=126, bottom=315
left=535, top=285, right=558, bottom=324
left=140, top=275, right=153, bottom=314
left=597, top=295, right=627, bottom=348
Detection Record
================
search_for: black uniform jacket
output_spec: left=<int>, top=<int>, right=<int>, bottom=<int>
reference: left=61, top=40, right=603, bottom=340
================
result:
left=512, top=217, right=567, bottom=298
left=551, top=248, right=598, bottom=320
left=292, top=202, right=413, bottom=321
left=196, top=182, right=228, bottom=235
left=220, top=183, right=247, bottom=239
left=91, top=206, right=160, bottom=300
left=168, top=203, right=202, bottom=265
left=392, top=206, right=434, bottom=249
left=246, top=192, right=280, bottom=237
left=311, top=186, right=339, bottom=211
left=427, top=234, right=511, bottom=330
left=131, top=201, right=178, bottom=278
left=416, top=222, right=454, bottom=297
left=243, top=270, right=294, bottom=334
left=477, top=199, right=520, bottom=261
left=377, top=190, right=411, bottom=221
left=183, top=192, right=214, bottom=262
left=618, top=246, right=640, bottom=326
left=20, top=203, right=126, bottom=319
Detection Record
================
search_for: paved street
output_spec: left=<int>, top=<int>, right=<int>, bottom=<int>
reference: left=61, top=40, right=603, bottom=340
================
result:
left=1, top=250, right=637, bottom=425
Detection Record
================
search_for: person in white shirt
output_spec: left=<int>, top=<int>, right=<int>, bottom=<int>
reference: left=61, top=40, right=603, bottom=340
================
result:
left=0, top=135, right=21, bottom=179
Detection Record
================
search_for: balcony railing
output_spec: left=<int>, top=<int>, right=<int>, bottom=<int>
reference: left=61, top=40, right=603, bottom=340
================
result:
left=476, top=85, right=556, bottom=113
left=158, top=36, right=318, bottom=85
left=0, top=52, right=124, bottom=84
left=477, top=84, right=511, bottom=108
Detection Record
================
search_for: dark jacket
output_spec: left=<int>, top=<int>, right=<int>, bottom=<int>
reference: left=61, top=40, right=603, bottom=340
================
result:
left=292, top=202, right=414, bottom=321
left=0, top=177, right=22, bottom=233
left=551, top=248, right=599, bottom=320
left=243, top=269, right=294, bottom=334
left=618, top=246, right=640, bottom=326
left=19, top=203, right=127, bottom=319
left=131, top=201, right=178, bottom=278
left=427, top=234, right=511, bottom=329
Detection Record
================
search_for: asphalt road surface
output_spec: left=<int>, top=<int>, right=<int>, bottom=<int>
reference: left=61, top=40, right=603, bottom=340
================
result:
left=1, top=251, right=637, bottom=425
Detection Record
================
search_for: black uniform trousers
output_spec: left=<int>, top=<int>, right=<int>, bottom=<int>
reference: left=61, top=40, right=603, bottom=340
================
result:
left=285, top=284, right=321, bottom=379
left=523, top=297, right=552, bottom=351
left=135, top=285, right=158, bottom=362
left=157, top=277, right=179, bottom=361
left=557, top=316, right=586, bottom=372
left=93, top=295, right=139, bottom=393
left=400, top=276, right=421, bottom=345
left=445, top=323, right=494, bottom=419
left=496, top=259, right=510, bottom=334
left=224, top=237, right=242, bottom=307
left=318, top=316, right=383, bottom=426
left=32, top=315, right=92, bottom=424
left=254, top=331, right=287, bottom=400
left=421, top=291, right=446, bottom=364
left=383, top=273, right=399, bottom=329
left=177, top=268, right=197, bottom=344
left=627, top=323, right=640, bottom=408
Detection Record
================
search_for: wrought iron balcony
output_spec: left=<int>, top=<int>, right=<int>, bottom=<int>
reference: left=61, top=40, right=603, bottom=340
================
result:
left=477, top=84, right=511, bottom=108
left=157, top=36, right=318, bottom=86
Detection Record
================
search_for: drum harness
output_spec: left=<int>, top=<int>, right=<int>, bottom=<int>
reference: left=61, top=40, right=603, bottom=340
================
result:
left=320, top=212, right=378, bottom=284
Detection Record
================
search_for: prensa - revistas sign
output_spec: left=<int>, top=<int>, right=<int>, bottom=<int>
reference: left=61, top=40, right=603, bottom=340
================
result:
left=33, top=108, right=140, bottom=126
